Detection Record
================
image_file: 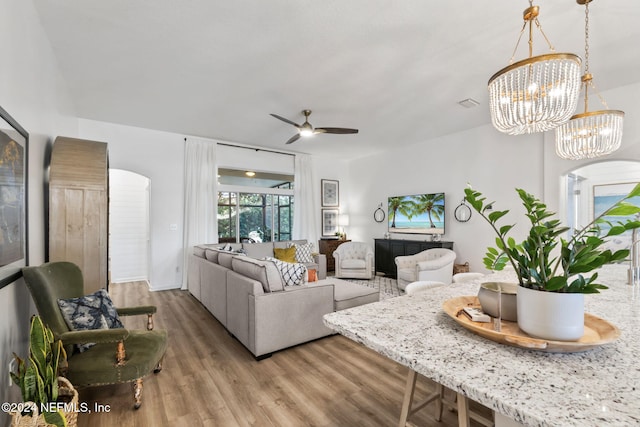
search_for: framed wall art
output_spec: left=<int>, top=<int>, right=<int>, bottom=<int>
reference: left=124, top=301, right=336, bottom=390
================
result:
left=321, top=179, right=339, bottom=207
left=0, top=105, right=28, bottom=289
left=321, top=208, right=339, bottom=237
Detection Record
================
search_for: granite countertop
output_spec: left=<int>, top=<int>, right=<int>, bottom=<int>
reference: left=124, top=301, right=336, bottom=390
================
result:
left=323, top=265, right=640, bottom=427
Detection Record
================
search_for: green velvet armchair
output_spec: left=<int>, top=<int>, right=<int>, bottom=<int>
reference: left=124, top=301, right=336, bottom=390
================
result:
left=22, top=261, right=168, bottom=409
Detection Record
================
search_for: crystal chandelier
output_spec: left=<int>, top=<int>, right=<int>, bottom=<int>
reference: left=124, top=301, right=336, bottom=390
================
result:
left=555, top=0, right=624, bottom=160
left=488, top=1, right=582, bottom=135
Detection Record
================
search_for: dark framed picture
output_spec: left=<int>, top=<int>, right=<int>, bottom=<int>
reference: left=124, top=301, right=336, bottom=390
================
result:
left=321, top=179, right=339, bottom=207
left=0, top=105, right=28, bottom=289
left=321, top=209, right=339, bottom=237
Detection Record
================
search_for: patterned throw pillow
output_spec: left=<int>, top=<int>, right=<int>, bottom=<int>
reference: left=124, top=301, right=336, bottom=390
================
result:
left=264, top=257, right=308, bottom=287
left=274, top=246, right=296, bottom=263
left=290, top=242, right=314, bottom=263
left=58, top=289, right=124, bottom=352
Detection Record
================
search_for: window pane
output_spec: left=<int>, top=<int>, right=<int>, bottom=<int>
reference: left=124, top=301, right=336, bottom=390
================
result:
left=218, top=168, right=293, bottom=189
left=217, top=192, right=237, bottom=243
left=217, top=191, right=293, bottom=243
left=275, top=195, right=292, bottom=241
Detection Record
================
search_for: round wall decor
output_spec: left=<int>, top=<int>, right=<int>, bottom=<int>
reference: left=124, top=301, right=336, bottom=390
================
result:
left=374, top=205, right=386, bottom=223
left=454, top=200, right=472, bottom=222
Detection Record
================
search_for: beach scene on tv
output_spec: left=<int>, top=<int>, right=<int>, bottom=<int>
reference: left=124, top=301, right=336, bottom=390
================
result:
left=388, top=193, right=445, bottom=235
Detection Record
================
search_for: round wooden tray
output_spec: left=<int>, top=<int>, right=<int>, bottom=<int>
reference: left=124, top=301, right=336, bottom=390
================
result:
left=442, top=296, right=620, bottom=353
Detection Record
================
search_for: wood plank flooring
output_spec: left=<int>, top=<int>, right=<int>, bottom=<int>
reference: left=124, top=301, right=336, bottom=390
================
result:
left=77, top=282, right=489, bottom=427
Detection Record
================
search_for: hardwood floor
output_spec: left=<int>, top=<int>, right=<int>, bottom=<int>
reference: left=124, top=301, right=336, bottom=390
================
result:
left=77, top=282, right=487, bottom=427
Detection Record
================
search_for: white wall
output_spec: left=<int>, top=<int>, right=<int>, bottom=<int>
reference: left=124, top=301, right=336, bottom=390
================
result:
left=347, top=124, right=543, bottom=272
left=345, top=82, right=640, bottom=273
left=0, top=0, right=78, bottom=424
left=78, top=119, right=185, bottom=291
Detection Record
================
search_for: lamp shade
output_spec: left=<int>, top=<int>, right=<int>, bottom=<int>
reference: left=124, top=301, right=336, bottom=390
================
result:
left=488, top=53, right=582, bottom=135
left=338, top=214, right=350, bottom=227
left=555, top=109, right=624, bottom=160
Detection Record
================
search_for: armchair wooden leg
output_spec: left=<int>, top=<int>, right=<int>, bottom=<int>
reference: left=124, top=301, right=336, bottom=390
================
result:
left=115, top=341, right=126, bottom=366
left=133, top=378, right=143, bottom=409
left=147, top=314, right=154, bottom=331
left=153, top=356, right=164, bottom=374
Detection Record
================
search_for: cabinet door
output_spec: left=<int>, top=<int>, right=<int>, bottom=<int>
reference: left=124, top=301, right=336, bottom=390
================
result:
left=374, top=240, right=389, bottom=274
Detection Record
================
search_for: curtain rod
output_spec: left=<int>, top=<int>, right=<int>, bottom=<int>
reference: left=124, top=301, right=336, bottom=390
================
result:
left=184, top=138, right=296, bottom=157
left=217, top=142, right=295, bottom=157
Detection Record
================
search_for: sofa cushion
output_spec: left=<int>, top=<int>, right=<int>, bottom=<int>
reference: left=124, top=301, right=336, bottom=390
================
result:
left=204, top=248, right=220, bottom=263
left=231, top=256, right=284, bottom=292
left=265, top=257, right=307, bottom=287
left=242, top=242, right=275, bottom=259
left=218, top=252, right=236, bottom=269
left=290, top=242, right=314, bottom=263
left=329, top=278, right=379, bottom=311
left=193, top=245, right=208, bottom=258
left=274, top=246, right=296, bottom=263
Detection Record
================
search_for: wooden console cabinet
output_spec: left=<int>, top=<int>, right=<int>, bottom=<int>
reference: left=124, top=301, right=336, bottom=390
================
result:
left=374, top=238, right=453, bottom=277
left=318, top=239, right=350, bottom=272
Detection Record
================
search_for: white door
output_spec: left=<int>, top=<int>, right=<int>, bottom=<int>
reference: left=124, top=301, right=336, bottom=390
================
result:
left=109, top=169, right=150, bottom=283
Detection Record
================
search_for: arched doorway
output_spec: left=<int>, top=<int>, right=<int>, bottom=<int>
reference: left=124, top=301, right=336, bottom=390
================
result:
left=109, top=169, right=150, bottom=283
left=565, top=160, right=640, bottom=251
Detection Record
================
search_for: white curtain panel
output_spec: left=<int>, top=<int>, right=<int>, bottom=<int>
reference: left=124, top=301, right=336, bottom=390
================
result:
left=293, top=154, right=319, bottom=248
left=182, top=139, right=218, bottom=289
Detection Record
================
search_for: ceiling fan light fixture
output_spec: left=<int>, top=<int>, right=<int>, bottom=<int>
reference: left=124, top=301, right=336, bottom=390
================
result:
left=488, top=2, right=582, bottom=135
left=299, top=128, right=314, bottom=137
left=555, top=0, right=624, bottom=160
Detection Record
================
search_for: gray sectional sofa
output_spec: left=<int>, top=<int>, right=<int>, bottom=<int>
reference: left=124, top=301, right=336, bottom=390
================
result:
left=187, top=240, right=379, bottom=359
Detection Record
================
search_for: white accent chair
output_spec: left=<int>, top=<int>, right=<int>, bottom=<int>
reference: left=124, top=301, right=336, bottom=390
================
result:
left=404, top=280, right=446, bottom=294
left=395, top=248, right=457, bottom=291
left=333, top=241, right=374, bottom=279
left=452, top=272, right=485, bottom=283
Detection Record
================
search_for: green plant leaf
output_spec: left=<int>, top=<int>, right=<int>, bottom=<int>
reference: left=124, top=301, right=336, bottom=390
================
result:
left=546, top=276, right=567, bottom=291
left=605, top=203, right=640, bottom=217
left=488, top=210, right=509, bottom=223
left=43, top=409, right=68, bottom=427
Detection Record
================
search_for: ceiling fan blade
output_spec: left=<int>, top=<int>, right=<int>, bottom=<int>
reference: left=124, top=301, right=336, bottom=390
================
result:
left=285, top=133, right=301, bottom=145
left=314, top=127, right=359, bottom=135
left=270, top=113, right=301, bottom=128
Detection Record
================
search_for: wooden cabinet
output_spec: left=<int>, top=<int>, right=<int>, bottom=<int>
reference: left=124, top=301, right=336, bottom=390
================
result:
left=318, top=239, right=351, bottom=272
left=374, top=239, right=454, bottom=277
left=48, top=137, right=109, bottom=293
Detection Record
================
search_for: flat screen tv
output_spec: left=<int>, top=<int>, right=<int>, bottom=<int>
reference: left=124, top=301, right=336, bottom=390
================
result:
left=388, top=192, right=445, bottom=235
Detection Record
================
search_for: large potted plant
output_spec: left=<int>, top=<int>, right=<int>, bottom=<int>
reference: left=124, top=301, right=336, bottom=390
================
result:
left=464, top=184, right=640, bottom=340
left=10, top=316, right=77, bottom=427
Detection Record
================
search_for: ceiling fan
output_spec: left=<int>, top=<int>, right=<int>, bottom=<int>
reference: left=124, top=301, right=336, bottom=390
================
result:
left=270, top=109, right=358, bottom=145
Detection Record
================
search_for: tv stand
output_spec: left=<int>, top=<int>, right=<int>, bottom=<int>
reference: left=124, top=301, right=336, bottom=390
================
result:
left=374, top=238, right=453, bottom=277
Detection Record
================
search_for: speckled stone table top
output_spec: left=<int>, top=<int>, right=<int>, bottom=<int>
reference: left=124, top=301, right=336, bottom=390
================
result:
left=323, top=265, right=640, bottom=427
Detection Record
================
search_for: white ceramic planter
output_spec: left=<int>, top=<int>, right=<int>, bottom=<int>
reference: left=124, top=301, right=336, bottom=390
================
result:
left=516, top=286, right=584, bottom=341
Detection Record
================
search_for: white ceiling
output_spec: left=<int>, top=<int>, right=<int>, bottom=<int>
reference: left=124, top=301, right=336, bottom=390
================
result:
left=33, top=0, right=640, bottom=160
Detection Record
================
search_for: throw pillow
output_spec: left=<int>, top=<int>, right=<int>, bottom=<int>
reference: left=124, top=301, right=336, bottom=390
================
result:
left=264, top=257, right=307, bottom=287
left=274, top=246, right=296, bottom=263
left=57, top=289, right=124, bottom=352
left=290, top=242, right=314, bottom=263
left=308, top=268, right=317, bottom=282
